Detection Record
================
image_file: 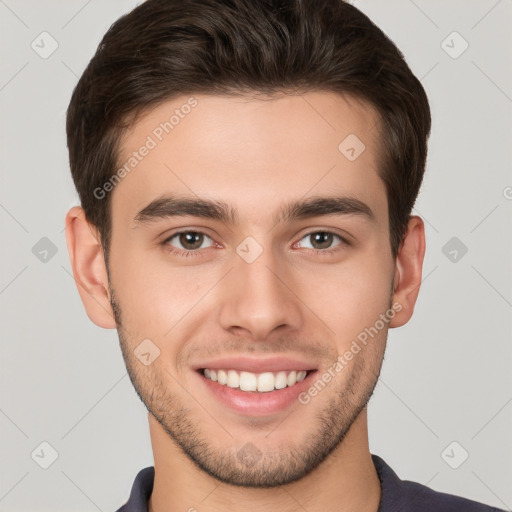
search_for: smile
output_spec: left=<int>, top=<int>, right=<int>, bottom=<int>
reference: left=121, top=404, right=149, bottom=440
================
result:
left=202, top=368, right=310, bottom=392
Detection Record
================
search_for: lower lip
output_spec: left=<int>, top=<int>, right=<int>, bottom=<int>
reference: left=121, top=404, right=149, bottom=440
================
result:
left=196, top=370, right=317, bottom=416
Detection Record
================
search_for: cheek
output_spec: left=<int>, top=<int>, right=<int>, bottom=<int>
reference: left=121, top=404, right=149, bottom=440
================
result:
left=109, top=248, right=211, bottom=336
left=299, top=254, right=393, bottom=341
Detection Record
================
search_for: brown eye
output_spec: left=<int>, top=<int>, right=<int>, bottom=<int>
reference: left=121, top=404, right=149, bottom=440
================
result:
left=311, top=232, right=335, bottom=249
left=298, top=231, right=343, bottom=251
left=165, top=231, right=214, bottom=252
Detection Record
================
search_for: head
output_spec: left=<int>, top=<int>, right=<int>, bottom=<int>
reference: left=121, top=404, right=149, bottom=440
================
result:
left=65, top=0, right=429, bottom=488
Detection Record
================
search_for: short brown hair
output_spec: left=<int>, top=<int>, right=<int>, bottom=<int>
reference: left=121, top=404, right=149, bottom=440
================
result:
left=66, top=0, right=431, bottom=262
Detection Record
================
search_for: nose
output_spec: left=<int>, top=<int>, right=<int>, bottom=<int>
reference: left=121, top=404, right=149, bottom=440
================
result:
left=217, top=243, right=303, bottom=340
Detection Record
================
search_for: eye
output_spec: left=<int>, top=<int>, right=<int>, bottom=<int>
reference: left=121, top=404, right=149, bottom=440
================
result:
left=161, top=229, right=348, bottom=258
left=295, top=231, right=347, bottom=252
left=163, top=231, right=215, bottom=256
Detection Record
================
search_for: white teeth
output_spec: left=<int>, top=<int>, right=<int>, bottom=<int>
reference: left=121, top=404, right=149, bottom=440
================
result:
left=226, top=370, right=239, bottom=388
left=239, top=371, right=257, bottom=391
left=257, top=372, right=275, bottom=392
left=217, top=369, right=227, bottom=385
left=275, top=371, right=288, bottom=389
left=202, top=368, right=310, bottom=392
left=297, top=370, right=307, bottom=382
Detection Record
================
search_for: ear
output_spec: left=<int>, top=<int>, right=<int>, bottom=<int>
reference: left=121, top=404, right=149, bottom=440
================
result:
left=64, top=206, right=117, bottom=329
left=389, top=215, right=426, bottom=328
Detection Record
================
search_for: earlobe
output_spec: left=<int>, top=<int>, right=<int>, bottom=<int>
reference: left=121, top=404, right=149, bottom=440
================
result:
left=64, top=206, right=117, bottom=329
left=389, top=216, right=426, bottom=328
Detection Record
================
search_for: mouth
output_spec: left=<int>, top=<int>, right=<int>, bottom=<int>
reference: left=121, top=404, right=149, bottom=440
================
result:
left=194, top=363, right=318, bottom=416
left=198, top=368, right=315, bottom=392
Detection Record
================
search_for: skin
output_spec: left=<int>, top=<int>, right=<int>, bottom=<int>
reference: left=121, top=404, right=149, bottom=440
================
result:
left=65, top=91, right=425, bottom=512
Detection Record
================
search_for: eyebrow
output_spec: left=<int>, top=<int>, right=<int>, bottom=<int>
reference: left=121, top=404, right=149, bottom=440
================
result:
left=132, top=194, right=375, bottom=227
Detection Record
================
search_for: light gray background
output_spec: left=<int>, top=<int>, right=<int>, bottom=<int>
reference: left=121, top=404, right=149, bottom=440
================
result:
left=1, top=0, right=511, bottom=511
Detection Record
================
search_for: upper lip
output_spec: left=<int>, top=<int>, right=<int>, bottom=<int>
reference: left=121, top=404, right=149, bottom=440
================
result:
left=193, top=356, right=317, bottom=374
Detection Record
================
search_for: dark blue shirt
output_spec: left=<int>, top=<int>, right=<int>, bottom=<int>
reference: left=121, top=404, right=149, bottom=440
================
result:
left=116, top=454, right=506, bottom=511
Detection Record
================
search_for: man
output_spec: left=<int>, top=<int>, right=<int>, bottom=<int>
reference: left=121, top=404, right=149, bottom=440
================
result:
left=64, top=0, right=505, bottom=511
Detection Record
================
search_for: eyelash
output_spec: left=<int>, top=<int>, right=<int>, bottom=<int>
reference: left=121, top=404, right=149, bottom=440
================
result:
left=161, top=230, right=350, bottom=258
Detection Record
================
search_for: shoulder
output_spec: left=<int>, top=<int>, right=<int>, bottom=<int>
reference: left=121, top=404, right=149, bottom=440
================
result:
left=400, top=478, right=505, bottom=511
left=115, top=466, right=155, bottom=512
left=371, top=454, right=506, bottom=512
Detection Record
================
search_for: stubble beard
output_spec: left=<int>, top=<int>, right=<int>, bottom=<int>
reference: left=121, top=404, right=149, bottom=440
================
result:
left=109, top=284, right=387, bottom=488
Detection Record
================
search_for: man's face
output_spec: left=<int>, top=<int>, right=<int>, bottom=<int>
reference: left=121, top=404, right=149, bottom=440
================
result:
left=107, top=91, right=395, bottom=486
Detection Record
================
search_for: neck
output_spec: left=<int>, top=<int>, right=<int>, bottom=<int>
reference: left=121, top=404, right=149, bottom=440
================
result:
left=147, top=408, right=381, bottom=512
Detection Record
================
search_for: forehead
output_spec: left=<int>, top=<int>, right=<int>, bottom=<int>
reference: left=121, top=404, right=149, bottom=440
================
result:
left=111, top=91, right=386, bottom=228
